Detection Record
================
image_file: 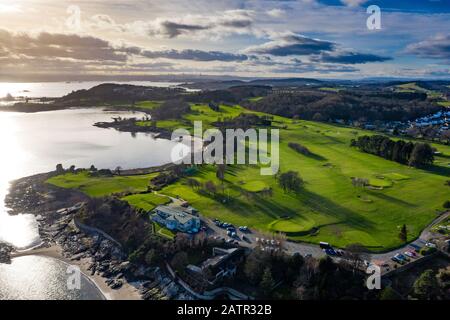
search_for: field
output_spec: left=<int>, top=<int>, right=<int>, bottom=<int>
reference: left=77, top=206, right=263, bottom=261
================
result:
left=394, top=82, right=443, bottom=99
left=47, top=171, right=158, bottom=197
left=121, top=193, right=171, bottom=211
left=47, top=104, right=450, bottom=252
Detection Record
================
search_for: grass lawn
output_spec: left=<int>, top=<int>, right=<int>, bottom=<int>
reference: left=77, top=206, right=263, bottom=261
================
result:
left=135, top=103, right=262, bottom=133
left=438, top=101, right=450, bottom=107
left=319, top=87, right=341, bottom=92
left=47, top=103, right=450, bottom=252
left=135, top=100, right=162, bottom=110
left=158, top=116, right=450, bottom=252
left=46, top=171, right=158, bottom=197
left=121, top=193, right=171, bottom=211
left=394, top=83, right=442, bottom=99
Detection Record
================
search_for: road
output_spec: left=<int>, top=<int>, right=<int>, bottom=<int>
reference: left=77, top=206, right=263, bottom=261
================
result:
left=201, top=211, right=449, bottom=266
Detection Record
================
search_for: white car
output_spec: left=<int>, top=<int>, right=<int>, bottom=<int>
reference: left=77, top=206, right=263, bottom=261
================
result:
left=425, top=242, right=436, bottom=248
left=255, top=237, right=260, bottom=243
left=404, top=251, right=414, bottom=258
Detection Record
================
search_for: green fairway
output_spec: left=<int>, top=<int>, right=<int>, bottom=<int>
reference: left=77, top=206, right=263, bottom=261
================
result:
left=47, top=103, right=450, bottom=252
left=47, top=171, right=158, bottom=197
left=121, top=193, right=171, bottom=211
left=136, top=103, right=261, bottom=133
left=157, top=114, right=450, bottom=251
left=240, top=180, right=269, bottom=192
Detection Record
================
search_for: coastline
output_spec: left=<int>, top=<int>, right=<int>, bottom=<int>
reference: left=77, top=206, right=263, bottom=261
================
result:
left=11, top=245, right=142, bottom=300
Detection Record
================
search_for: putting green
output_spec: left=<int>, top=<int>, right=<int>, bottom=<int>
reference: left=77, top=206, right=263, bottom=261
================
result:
left=268, top=218, right=314, bottom=233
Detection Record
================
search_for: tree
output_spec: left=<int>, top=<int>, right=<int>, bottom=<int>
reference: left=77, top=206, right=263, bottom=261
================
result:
left=408, top=143, right=434, bottom=167
left=204, top=180, right=217, bottom=194
left=171, top=251, right=188, bottom=274
left=312, top=112, right=324, bottom=122
left=344, top=243, right=369, bottom=271
left=55, top=164, right=64, bottom=174
left=216, top=164, right=226, bottom=194
left=145, top=249, right=159, bottom=266
left=413, top=269, right=438, bottom=300
left=115, top=166, right=122, bottom=175
left=399, top=224, right=408, bottom=243
left=443, top=200, right=450, bottom=209
left=186, top=178, right=201, bottom=190
left=260, top=267, right=275, bottom=297
left=278, top=171, right=304, bottom=193
left=379, top=286, right=402, bottom=300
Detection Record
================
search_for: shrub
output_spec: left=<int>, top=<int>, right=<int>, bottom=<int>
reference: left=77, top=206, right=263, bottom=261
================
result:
left=420, top=247, right=437, bottom=256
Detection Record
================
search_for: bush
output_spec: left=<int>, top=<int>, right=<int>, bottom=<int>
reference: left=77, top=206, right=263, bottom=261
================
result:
left=420, top=247, right=437, bottom=256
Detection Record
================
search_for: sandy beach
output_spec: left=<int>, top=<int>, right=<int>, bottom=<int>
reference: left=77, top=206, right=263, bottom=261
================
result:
left=12, top=245, right=142, bottom=300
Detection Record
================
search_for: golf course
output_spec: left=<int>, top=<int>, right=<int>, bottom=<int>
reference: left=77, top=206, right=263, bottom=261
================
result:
left=47, top=102, right=450, bottom=252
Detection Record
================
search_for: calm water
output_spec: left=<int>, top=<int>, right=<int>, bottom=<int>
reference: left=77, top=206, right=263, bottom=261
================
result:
left=0, top=105, right=182, bottom=299
left=0, top=81, right=183, bottom=98
left=0, top=256, right=104, bottom=300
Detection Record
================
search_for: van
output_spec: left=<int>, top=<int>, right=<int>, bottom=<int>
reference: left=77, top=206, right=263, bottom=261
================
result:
left=320, top=242, right=331, bottom=249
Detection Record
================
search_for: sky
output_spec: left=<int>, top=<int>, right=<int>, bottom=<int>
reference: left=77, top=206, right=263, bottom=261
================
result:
left=0, top=0, right=449, bottom=81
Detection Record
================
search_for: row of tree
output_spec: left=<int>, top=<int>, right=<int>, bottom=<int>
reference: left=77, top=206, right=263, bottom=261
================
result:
left=351, top=135, right=434, bottom=167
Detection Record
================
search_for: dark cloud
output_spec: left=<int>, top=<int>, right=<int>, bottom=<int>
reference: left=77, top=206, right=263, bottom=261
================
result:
left=0, top=29, right=128, bottom=61
left=314, top=51, right=392, bottom=64
left=141, top=49, right=248, bottom=62
left=248, top=34, right=335, bottom=56
left=406, top=35, right=450, bottom=61
left=158, top=21, right=210, bottom=38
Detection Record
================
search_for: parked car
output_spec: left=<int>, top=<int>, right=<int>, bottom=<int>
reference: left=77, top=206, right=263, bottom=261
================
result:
left=396, top=253, right=409, bottom=262
left=324, top=248, right=337, bottom=256
left=239, top=226, right=249, bottom=232
left=409, top=244, right=421, bottom=252
left=391, top=256, right=404, bottom=264
left=404, top=251, right=415, bottom=258
left=425, top=242, right=436, bottom=248
left=304, top=253, right=312, bottom=258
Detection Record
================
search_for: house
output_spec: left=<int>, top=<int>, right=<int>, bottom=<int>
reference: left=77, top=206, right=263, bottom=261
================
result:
left=186, top=247, right=245, bottom=286
left=152, top=205, right=201, bottom=233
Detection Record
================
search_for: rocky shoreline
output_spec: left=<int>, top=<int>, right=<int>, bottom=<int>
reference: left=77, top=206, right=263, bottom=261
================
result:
left=93, top=118, right=173, bottom=140
left=2, top=172, right=194, bottom=300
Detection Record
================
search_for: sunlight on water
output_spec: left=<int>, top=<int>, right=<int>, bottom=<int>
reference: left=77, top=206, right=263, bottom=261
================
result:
left=0, top=113, right=41, bottom=248
left=0, top=256, right=104, bottom=300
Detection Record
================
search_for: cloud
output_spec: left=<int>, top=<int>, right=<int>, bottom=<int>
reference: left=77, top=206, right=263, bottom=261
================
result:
left=406, top=34, right=450, bottom=61
left=0, top=29, right=129, bottom=62
left=141, top=49, right=249, bottom=62
left=246, top=33, right=334, bottom=56
left=340, top=0, right=368, bottom=7
left=90, top=10, right=255, bottom=39
left=154, top=21, right=210, bottom=38
left=314, top=51, right=392, bottom=64
left=266, top=8, right=286, bottom=18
